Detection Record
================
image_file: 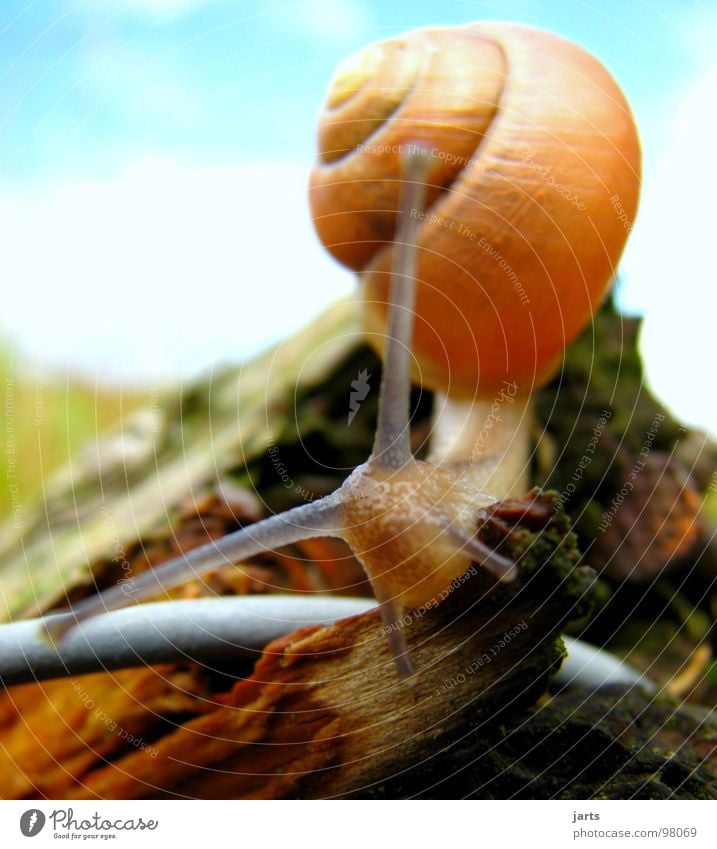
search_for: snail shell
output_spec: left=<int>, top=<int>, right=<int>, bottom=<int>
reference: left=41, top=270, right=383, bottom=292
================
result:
left=309, top=23, right=641, bottom=397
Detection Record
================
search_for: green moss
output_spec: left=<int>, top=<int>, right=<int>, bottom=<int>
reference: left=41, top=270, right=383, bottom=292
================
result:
left=483, top=490, right=594, bottom=624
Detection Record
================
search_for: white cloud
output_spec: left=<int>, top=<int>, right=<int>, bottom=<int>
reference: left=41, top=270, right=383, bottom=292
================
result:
left=0, top=160, right=353, bottom=381
left=619, top=61, right=717, bottom=436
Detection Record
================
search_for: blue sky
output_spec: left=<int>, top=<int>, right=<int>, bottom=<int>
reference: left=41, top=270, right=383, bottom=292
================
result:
left=1, top=0, right=716, bottom=432
left=0, top=0, right=708, bottom=182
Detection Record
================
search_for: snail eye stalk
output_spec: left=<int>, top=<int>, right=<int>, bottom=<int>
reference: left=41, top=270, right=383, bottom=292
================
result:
left=371, top=145, right=432, bottom=470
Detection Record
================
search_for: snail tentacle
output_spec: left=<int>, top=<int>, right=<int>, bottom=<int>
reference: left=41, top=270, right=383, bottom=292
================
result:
left=447, top=528, right=517, bottom=582
left=371, top=145, right=432, bottom=470
left=43, top=496, right=344, bottom=641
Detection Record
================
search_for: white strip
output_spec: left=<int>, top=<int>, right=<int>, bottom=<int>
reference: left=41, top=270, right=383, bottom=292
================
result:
left=0, top=800, right=714, bottom=846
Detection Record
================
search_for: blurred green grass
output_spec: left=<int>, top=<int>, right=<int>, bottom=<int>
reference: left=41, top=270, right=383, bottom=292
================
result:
left=0, top=340, right=149, bottom=522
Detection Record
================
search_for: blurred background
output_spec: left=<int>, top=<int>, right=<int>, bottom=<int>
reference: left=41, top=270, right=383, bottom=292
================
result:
left=1, top=0, right=716, bottom=516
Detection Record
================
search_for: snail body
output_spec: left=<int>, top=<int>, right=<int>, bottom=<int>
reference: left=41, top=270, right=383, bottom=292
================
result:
left=47, top=23, right=641, bottom=678
left=341, top=457, right=505, bottom=613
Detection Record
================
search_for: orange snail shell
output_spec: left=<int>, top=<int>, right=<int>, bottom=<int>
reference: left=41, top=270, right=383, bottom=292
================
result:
left=309, top=23, right=641, bottom=398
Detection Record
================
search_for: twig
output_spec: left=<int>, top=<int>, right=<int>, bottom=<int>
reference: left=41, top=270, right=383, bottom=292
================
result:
left=0, top=595, right=651, bottom=692
left=0, top=596, right=373, bottom=685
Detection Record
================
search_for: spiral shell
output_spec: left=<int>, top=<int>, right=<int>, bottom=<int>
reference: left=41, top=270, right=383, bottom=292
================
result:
left=309, top=23, right=641, bottom=397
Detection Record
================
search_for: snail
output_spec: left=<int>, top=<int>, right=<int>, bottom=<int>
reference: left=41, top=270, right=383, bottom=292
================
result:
left=42, top=22, right=641, bottom=679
